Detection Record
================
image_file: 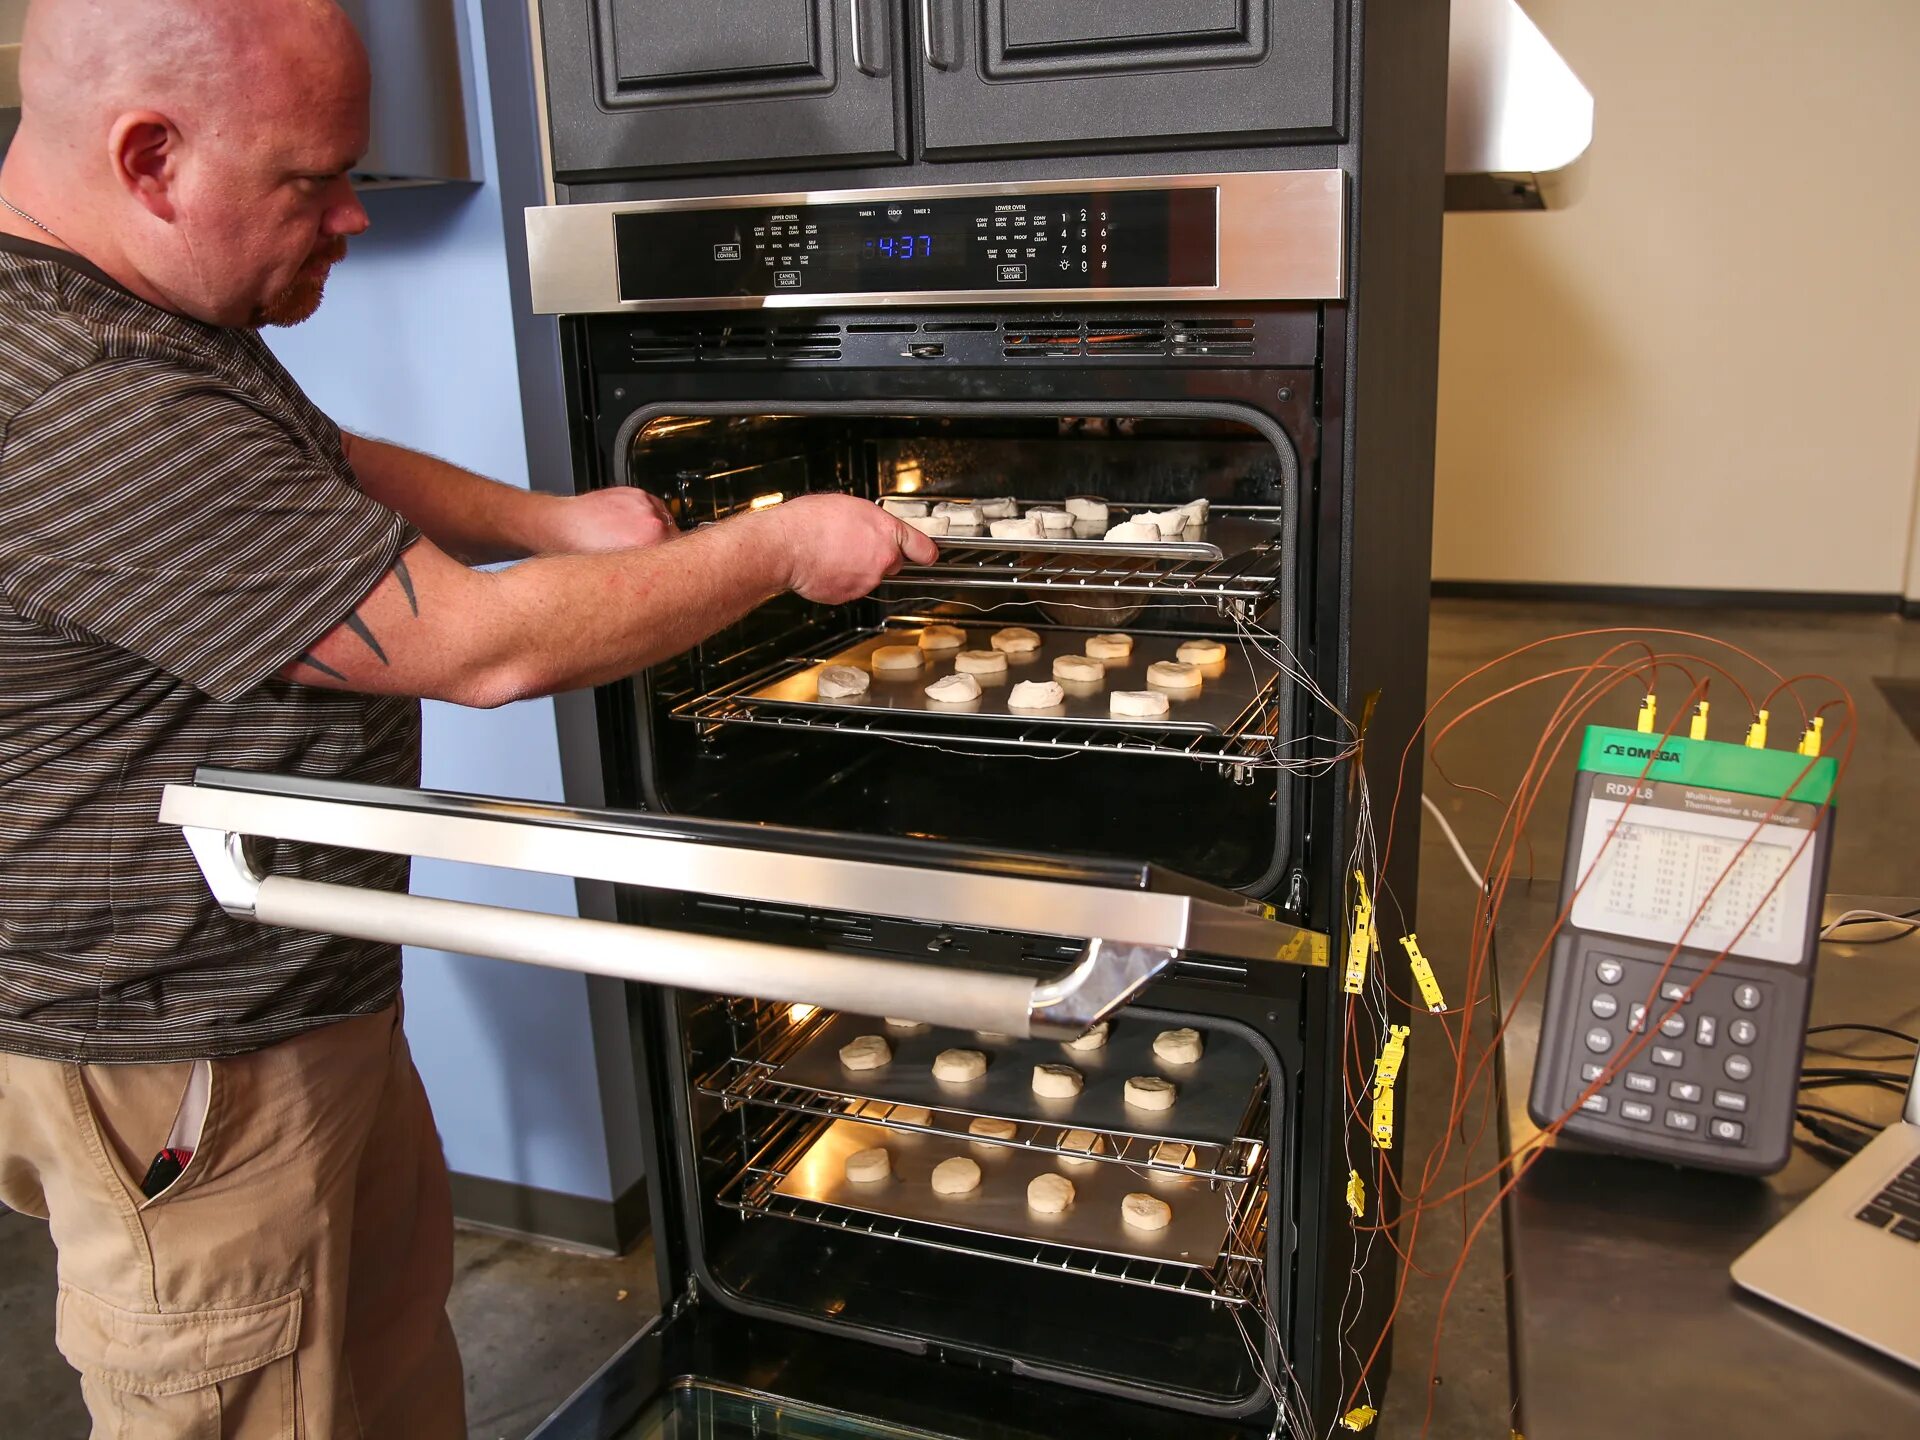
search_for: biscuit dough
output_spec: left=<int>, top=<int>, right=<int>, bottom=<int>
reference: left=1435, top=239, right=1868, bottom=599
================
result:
left=1176, top=639, right=1227, bottom=666
left=1121, top=1192, right=1173, bottom=1231
left=989, top=517, right=1041, bottom=540
left=979, top=498, right=1019, bottom=520
left=902, top=514, right=949, bottom=537
left=1153, top=1027, right=1205, bottom=1065
left=884, top=1017, right=929, bottom=1031
left=1065, top=497, right=1110, bottom=524
left=1052, top=654, right=1104, bottom=683
left=990, top=627, right=1042, bottom=654
left=845, top=1147, right=892, bottom=1183
left=1028, top=508, right=1074, bottom=532
left=1145, top=509, right=1191, bottom=538
left=953, top=649, right=1009, bottom=675
left=1058, top=1129, right=1108, bottom=1166
left=932, top=1048, right=989, bottom=1083
left=931, top=1156, right=982, bottom=1195
left=918, top=624, right=966, bottom=651
left=1031, top=1064, right=1084, bottom=1099
left=968, top=1116, right=1018, bottom=1141
left=839, top=1035, right=892, bottom=1070
left=925, top=673, right=982, bottom=704
left=1151, top=1141, right=1196, bottom=1170
left=1146, top=661, right=1202, bottom=691
left=1104, top=521, right=1161, bottom=544
left=816, top=666, right=870, bottom=700
left=1124, top=1075, right=1177, bottom=1111
left=1085, top=634, right=1133, bottom=662
left=1110, top=691, right=1171, bottom=719
left=1008, top=680, right=1065, bottom=710
left=889, top=1105, right=933, bottom=1126
left=1065, top=1021, right=1110, bottom=1052
left=934, top=501, right=983, bottom=523
left=872, top=645, right=924, bottom=671
left=882, top=498, right=929, bottom=517
left=1027, top=1173, right=1076, bottom=1214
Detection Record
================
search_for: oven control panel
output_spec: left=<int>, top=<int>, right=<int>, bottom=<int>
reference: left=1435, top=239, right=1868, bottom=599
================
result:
left=613, top=188, right=1217, bottom=302
left=526, top=172, right=1345, bottom=314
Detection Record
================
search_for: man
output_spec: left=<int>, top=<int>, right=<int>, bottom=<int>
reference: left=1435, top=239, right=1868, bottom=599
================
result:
left=0, top=2, right=934, bottom=1435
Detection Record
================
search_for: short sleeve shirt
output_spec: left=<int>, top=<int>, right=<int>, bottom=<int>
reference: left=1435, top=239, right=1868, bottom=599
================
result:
left=0, top=234, right=422, bottom=1064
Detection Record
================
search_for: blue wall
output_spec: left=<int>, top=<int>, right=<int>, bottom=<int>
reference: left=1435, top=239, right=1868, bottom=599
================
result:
left=266, top=0, right=633, bottom=1209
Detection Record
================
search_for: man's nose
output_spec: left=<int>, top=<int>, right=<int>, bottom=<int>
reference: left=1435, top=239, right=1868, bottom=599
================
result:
left=327, top=179, right=371, bottom=238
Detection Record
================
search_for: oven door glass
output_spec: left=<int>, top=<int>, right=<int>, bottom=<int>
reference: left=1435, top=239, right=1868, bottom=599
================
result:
left=624, top=1381, right=954, bottom=1440
left=158, top=770, right=1327, bottom=1038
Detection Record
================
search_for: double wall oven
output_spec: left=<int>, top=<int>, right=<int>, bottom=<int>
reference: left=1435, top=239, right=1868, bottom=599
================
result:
left=164, top=4, right=1448, bottom=1435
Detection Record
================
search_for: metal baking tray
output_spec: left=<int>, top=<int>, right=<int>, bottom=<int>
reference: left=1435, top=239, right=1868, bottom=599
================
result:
left=888, top=500, right=1279, bottom=562
left=778, top=1013, right=1266, bottom=1146
left=738, top=624, right=1276, bottom=736
left=773, top=1118, right=1244, bottom=1270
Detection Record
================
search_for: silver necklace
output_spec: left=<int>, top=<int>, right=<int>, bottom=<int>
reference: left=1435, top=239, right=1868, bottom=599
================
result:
left=0, top=191, right=72, bottom=250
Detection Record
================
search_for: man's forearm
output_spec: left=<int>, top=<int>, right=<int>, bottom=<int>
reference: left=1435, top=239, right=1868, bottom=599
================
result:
left=345, top=433, right=560, bottom=565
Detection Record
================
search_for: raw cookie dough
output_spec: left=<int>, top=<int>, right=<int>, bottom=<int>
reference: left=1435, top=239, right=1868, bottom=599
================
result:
left=1121, top=1192, right=1174, bottom=1232
left=1058, top=1129, right=1109, bottom=1166
left=884, top=1017, right=930, bottom=1031
left=1065, top=1021, right=1110, bottom=1052
left=979, top=497, right=1019, bottom=520
left=953, top=649, right=1009, bottom=676
left=1031, top=1064, right=1084, bottom=1099
left=1008, top=680, right=1065, bottom=710
left=845, top=1147, right=892, bottom=1183
left=989, top=518, right=1041, bottom=540
left=882, top=498, right=929, bottom=518
left=1052, top=654, right=1105, bottom=683
left=1176, top=639, right=1228, bottom=666
left=816, top=666, right=870, bottom=700
left=872, top=645, right=924, bottom=672
left=1104, top=521, right=1162, bottom=544
left=1027, top=508, right=1073, bottom=532
left=990, top=627, right=1042, bottom=654
left=1124, top=1075, right=1178, bottom=1111
left=1146, top=661, right=1202, bottom=692
left=1085, top=634, right=1134, bottom=662
left=1065, top=497, right=1110, bottom=525
left=839, top=1035, right=892, bottom=1071
left=902, top=514, right=949, bottom=537
left=918, top=625, right=966, bottom=651
left=1110, top=691, right=1171, bottom=720
left=1027, top=1173, right=1076, bottom=1214
left=930, top=1156, right=983, bottom=1196
left=1151, top=1141, right=1196, bottom=1170
left=925, top=673, right=982, bottom=704
left=932, top=1048, right=989, bottom=1083
left=968, top=1116, right=1018, bottom=1141
left=1153, top=1027, right=1205, bottom=1065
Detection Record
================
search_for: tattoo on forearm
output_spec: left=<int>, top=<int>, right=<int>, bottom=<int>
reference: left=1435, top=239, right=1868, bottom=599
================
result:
left=295, top=651, right=347, bottom=682
left=394, top=557, right=420, bottom=616
left=343, top=612, right=389, bottom=665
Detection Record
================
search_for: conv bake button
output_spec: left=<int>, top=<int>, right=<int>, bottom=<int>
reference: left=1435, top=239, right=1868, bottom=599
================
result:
left=996, top=264, right=1028, bottom=283
left=775, top=271, right=802, bottom=288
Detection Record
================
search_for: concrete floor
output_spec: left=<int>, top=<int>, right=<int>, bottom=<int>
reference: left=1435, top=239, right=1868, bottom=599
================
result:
left=3, top=600, right=1915, bottom=1438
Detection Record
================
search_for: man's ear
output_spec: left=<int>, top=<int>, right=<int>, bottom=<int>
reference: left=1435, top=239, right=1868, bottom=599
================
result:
left=109, top=111, right=181, bottom=221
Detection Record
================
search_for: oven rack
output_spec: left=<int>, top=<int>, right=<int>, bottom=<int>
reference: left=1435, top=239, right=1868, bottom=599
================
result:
left=718, top=1123, right=1269, bottom=1309
left=696, top=1049, right=1269, bottom=1186
left=881, top=540, right=1284, bottom=612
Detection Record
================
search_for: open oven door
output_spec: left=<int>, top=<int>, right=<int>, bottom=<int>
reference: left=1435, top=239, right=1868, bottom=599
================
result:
left=159, top=769, right=1328, bottom=1042
left=527, top=1302, right=1264, bottom=1440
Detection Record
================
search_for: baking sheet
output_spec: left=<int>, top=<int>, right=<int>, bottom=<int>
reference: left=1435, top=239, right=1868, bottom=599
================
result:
left=741, top=625, right=1276, bottom=736
left=773, top=1119, right=1243, bottom=1270
left=778, top=1013, right=1266, bottom=1146
left=888, top=501, right=1280, bottom=562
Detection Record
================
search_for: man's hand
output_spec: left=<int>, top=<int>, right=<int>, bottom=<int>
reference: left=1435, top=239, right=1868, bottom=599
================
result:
left=538, top=487, right=677, bottom=555
left=764, top=494, right=939, bottom=604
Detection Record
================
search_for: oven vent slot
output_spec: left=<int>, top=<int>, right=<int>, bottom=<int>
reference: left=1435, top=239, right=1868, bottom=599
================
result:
left=845, top=322, right=918, bottom=334
left=1000, top=317, right=1257, bottom=359
left=626, top=323, right=844, bottom=364
left=686, top=897, right=875, bottom=947
left=1018, top=937, right=1251, bottom=989
left=922, top=320, right=998, bottom=334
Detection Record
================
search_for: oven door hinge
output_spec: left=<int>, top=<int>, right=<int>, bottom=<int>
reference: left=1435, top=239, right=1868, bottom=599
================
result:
left=1286, top=869, right=1306, bottom=916
left=667, top=1274, right=699, bottom=1322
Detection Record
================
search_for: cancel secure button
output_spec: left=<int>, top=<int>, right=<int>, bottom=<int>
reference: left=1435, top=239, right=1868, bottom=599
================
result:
left=996, top=264, right=1028, bottom=283
left=774, top=271, right=802, bottom=288
left=713, top=243, right=742, bottom=261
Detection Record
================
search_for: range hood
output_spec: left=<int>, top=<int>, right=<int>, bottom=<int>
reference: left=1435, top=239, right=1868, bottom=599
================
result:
left=1446, top=0, right=1595, bottom=210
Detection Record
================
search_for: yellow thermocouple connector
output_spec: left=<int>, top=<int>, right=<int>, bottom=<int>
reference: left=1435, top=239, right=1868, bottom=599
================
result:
left=1746, top=708, right=1770, bottom=749
left=1799, top=716, right=1825, bottom=757
left=1340, top=1405, right=1378, bottom=1432
left=1347, top=1168, right=1366, bottom=1218
left=1400, top=934, right=1447, bottom=1013
left=1690, top=700, right=1710, bottom=741
left=1370, top=1024, right=1410, bottom=1149
left=1635, top=694, right=1657, bottom=733
left=1342, top=870, right=1375, bottom=997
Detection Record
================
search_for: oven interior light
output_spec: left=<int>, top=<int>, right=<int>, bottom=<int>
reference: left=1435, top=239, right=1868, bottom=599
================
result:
left=787, top=1003, right=818, bottom=1023
left=891, top=462, right=924, bottom=493
left=750, top=492, right=786, bottom=511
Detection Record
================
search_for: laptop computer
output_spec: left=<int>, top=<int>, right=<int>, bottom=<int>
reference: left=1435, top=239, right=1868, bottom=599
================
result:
left=1732, top=1045, right=1920, bottom=1367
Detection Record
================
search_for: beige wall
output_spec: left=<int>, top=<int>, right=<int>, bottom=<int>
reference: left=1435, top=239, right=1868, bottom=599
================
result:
left=1434, top=0, right=1920, bottom=597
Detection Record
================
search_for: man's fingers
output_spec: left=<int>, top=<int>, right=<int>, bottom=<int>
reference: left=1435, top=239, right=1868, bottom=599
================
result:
left=895, top=521, right=939, bottom=565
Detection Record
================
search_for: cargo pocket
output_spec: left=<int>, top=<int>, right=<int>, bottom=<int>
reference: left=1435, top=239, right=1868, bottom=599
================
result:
left=56, top=1284, right=302, bottom=1439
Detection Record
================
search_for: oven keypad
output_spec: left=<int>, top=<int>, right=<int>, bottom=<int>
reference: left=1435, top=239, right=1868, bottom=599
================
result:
left=1565, top=957, right=1768, bottom=1149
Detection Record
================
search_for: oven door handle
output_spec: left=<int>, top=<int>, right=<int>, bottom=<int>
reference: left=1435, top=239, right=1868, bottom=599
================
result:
left=178, top=828, right=1170, bottom=1039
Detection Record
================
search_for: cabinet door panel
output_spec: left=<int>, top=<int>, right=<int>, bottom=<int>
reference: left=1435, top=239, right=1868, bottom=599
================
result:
left=543, top=0, right=906, bottom=180
left=918, top=0, right=1343, bottom=158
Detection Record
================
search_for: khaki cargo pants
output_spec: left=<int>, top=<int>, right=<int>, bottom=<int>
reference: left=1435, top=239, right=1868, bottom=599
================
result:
left=0, top=1007, right=465, bottom=1439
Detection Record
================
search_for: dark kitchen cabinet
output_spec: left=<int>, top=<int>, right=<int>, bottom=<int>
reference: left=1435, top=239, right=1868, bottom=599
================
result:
left=914, top=0, right=1344, bottom=159
left=541, top=0, right=908, bottom=180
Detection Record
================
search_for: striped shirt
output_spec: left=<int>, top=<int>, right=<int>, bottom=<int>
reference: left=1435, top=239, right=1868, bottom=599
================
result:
left=0, top=234, right=421, bottom=1064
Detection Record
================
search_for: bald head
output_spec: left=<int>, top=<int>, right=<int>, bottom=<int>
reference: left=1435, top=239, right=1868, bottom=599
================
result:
left=4, top=0, right=373, bottom=327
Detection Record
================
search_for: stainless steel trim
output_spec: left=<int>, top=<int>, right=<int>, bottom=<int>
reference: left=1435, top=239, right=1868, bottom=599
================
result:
left=524, top=0, right=558, bottom=207
left=158, top=781, right=1326, bottom=969
left=525, top=169, right=1344, bottom=314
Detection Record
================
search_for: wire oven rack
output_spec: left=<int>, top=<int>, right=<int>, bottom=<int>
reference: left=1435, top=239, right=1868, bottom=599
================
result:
left=881, top=534, right=1285, bottom=610
left=716, top=1116, right=1269, bottom=1309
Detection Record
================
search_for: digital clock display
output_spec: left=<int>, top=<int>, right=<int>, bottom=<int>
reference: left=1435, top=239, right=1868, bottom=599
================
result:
left=614, top=187, right=1218, bottom=302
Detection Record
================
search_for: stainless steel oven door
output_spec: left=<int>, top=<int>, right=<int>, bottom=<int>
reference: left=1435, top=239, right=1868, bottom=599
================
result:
left=160, top=769, right=1327, bottom=1040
